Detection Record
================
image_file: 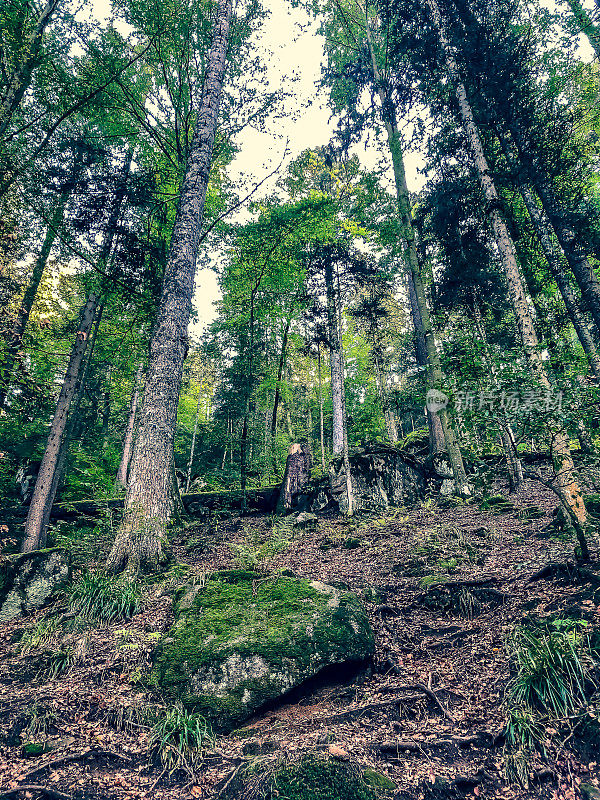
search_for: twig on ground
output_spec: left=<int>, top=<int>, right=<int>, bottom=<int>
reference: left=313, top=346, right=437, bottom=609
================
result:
left=0, top=785, right=73, bottom=800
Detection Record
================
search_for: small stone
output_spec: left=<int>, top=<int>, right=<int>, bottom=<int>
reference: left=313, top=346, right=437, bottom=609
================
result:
left=294, top=512, right=318, bottom=528
left=327, top=744, right=349, bottom=760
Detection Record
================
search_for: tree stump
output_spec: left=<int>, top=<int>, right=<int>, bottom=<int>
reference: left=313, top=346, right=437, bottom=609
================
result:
left=276, top=443, right=312, bottom=513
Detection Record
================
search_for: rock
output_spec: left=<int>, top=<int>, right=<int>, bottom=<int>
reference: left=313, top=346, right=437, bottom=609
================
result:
left=324, top=445, right=425, bottom=515
left=581, top=785, right=600, bottom=800
left=293, top=512, right=318, bottom=529
left=241, top=738, right=277, bottom=756
left=0, top=548, right=70, bottom=622
left=151, top=570, right=375, bottom=731
left=310, top=490, right=329, bottom=512
left=21, top=736, right=76, bottom=758
left=328, top=744, right=350, bottom=760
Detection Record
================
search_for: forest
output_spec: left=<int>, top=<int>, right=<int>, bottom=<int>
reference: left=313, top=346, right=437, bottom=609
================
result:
left=1, top=0, right=600, bottom=797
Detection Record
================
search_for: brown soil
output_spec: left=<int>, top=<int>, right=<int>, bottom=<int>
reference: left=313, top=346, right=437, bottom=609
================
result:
left=1, top=480, right=599, bottom=800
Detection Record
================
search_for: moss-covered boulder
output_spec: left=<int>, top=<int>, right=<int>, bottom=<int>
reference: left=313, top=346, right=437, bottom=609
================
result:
left=218, top=755, right=380, bottom=800
left=151, top=571, right=374, bottom=731
left=0, top=548, right=70, bottom=622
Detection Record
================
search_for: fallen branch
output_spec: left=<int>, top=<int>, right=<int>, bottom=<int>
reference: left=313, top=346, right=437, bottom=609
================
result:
left=382, top=661, right=456, bottom=723
left=310, top=696, right=422, bottom=725
left=528, top=562, right=600, bottom=586
left=425, top=577, right=498, bottom=590
left=22, top=748, right=132, bottom=782
left=0, top=786, right=73, bottom=800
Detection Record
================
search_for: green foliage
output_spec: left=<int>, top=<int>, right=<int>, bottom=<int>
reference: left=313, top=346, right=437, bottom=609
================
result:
left=507, top=620, right=596, bottom=718
left=68, top=571, right=142, bottom=624
left=231, top=519, right=294, bottom=570
left=503, top=618, right=599, bottom=785
left=18, top=616, right=61, bottom=652
left=150, top=703, right=213, bottom=775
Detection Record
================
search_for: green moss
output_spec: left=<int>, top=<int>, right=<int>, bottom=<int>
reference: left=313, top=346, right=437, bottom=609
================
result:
left=21, top=742, right=49, bottom=757
left=264, top=758, right=378, bottom=800
left=151, top=573, right=374, bottom=729
left=362, top=769, right=396, bottom=792
left=342, top=537, right=360, bottom=550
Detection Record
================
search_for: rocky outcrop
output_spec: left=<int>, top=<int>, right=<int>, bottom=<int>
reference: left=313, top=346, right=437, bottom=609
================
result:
left=323, top=445, right=426, bottom=514
left=0, top=548, right=70, bottom=622
left=151, top=570, right=374, bottom=731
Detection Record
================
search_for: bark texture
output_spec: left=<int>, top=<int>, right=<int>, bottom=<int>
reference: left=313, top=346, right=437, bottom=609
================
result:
left=276, top=443, right=312, bottom=513
left=106, top=0, right=233, bottom=573
left=21, top=293, right=99, bottom=552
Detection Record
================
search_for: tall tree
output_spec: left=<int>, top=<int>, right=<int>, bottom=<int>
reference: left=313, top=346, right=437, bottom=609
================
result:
left=107, top=0, right=234, bottom=573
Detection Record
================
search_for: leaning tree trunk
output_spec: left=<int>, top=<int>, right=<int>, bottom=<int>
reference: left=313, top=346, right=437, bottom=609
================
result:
left=106, top=0, right=233, bottom=574
left=426, top=0, right=587, bottom=540
left=517, top=184, right=600, bottom=380
left=115, top=362, right=144, bottom=491
left=21, top=293, right=99, bottom=552
left=362, top=10, right=468, bottom=492
left=0, top=187, right=70, bottom=409
left=506, top=125, right=600, bottom=337
left=0, top=0, right=61, bottom=140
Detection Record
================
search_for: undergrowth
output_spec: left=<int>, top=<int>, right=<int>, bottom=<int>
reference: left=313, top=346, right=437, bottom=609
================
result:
left=68, top=571, right=142, bottom=624
left=150, top=703, right=213, bottom=776
left=503, top=618, right=599, bottom=786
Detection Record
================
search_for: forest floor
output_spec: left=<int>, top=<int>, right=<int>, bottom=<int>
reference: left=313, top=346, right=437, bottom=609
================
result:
left=1, top=480, right=600, bottom=800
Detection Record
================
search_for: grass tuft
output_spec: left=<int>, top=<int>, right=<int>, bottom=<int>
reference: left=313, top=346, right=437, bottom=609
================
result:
left=68, top=571, right=142, bottom=624
left=150, top=703, right=213, bottom=775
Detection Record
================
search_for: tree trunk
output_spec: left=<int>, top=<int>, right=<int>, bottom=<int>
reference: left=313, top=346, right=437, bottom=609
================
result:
left=0, top=0, right=61, bottom=139
left=271, top=314, right=292, bottom=458
left=517, top=183, right=600, bottom=379
left=100, top=364, right=111, bottom=445
left=21, top=293, right=99, bottom=552
left=426, top=0, right=587, bottom=531
left=317, top=345, right=326, bottom=471
left=362, top=9, right=469, bottom=492
left=185, top=386, right=202, bottom=492
left=106, top=0, right=233, bottom=574
left=507, top=125, right=600, bottom=336
left=115, top=362, right=144, bottom=491
left=324, top=254, right=345, bottom=457
left=373, top=349, right=398, bottom=442
left=336, top=266, right=355, bottom=516
left=0, top=189, right=69, bottom=408
left=471, top=296, right=524, bottom=492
